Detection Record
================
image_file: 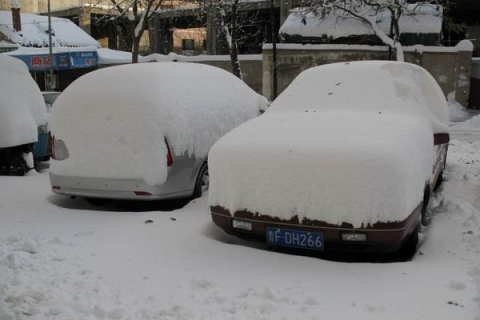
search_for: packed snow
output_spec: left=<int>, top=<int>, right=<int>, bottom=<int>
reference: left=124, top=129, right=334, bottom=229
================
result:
left=0, top=10, right=100, bottom=48
left=209, top=112, right=433, bottom=227
left=451, top=112, right=480, bottom=137
left=96, top=48, right=262, bottom=65
left=0, top=114, right=479, bottom=320
left=268, top=61, right=449, bottom=133
left=50, top=62, right=268, bottom=186
left=208, top=61, right=449, bottom=227
left=280, top=3, right=443, bottom=40
left=0, top=54, right=47, bottom=148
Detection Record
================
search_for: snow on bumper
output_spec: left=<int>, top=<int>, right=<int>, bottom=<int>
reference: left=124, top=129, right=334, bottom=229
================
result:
left=49, top=173, right=191, bottom=200
left=208, top=112, right=434, bottom=228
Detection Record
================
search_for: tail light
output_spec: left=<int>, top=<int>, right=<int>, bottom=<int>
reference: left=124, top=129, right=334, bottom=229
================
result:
left=165, top=138, right=173, bottom=167
left=51, top=136, right=69, bottom=160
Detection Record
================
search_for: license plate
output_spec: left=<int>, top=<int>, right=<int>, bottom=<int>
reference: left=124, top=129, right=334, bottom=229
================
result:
left=266, top=227, right=324, bottom=251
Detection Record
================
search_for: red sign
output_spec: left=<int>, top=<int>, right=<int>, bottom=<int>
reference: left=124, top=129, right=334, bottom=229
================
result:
left=30, top=56, right=52, bottom=67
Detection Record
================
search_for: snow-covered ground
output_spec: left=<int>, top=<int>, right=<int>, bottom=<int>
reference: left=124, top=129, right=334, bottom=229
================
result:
left=1, top=116, right=480, bottom=320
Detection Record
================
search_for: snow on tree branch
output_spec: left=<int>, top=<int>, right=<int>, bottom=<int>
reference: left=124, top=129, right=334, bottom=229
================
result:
left=299, top=0, right=442, bottom=61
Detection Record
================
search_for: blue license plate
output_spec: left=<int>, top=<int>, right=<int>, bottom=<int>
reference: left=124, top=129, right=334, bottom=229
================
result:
left=266, top=227, right=324, bottom=250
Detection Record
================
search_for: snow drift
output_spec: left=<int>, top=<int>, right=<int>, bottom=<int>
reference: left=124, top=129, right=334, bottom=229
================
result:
left=208, top=61, right=449, bottom=227
left=50, top=62, right=268, bottom=186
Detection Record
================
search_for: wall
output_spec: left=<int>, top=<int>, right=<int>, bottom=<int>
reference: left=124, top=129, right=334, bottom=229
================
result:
left=470, top=58, right=480, bottom=109
left=405, top=43, right=473, bottom=108
left=465, top=26, right=480, bottom=57
left=262, top=42, right=474, bottom=107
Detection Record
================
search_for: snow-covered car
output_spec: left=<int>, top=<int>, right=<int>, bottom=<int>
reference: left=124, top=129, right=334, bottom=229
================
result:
left=209, top=61, right=450, bottom=257
left=0, top=54, right=48, bottom=176
left=49, top=62, right=268, bottom=201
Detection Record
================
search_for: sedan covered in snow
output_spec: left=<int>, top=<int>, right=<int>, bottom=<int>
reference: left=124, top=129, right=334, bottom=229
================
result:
left=209, top=61, right=449, bottom=257
left=49, top=62, right=268, bottom=201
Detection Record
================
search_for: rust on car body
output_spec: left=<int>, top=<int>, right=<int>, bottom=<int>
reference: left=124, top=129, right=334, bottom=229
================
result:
left=211, top=203, right=422, bottom=253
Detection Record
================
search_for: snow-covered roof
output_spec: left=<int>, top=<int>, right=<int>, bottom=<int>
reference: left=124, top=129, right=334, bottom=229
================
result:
left=280, top=4, right=443, bottom=42
left=0, top=54, right=47, bottom=148
left=50, top=62, right=268, bottom=185
left=0, top=10, right=100, bottom=48
left=2, top=46, right=99, bottom=71
left=208, top=61, right=449, bottom=227
left=0, top=40, right=18, bottom=48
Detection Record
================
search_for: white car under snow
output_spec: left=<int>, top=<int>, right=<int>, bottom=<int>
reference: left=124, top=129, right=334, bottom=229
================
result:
left=49, top=62, right=268, bottom=201
left=209, top=61, right=449, bottom=258
left=0, top=54, right=48, bottom=175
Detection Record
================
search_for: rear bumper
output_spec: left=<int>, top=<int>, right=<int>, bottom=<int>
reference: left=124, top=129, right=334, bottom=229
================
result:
left=33, top=132, right=49, bottom=160
left=211, top=206, right=421, bottom=253
left=49, top=173, right=192, bottom=200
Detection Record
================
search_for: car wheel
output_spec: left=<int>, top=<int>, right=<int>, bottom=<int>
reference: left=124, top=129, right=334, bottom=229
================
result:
left=433, top=171, right=444, bottom=191
left=192, top=161, right=209, bottom=199
left=9, top=152, right=29, bottom=176
left=421, top=187, right=431, bottom=227
left=434, top=151, right=447, bottom=191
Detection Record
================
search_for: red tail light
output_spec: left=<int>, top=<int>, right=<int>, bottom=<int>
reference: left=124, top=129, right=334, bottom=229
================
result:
left=165, top=138, right=173, bottom=167
left=50, top=137, right=69, bottom=160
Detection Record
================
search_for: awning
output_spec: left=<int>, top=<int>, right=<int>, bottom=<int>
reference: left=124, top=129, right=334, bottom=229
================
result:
left=4, top=47, right=98, bottom=71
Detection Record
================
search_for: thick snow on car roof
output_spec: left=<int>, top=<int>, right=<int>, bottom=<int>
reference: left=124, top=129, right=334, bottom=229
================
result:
left=0, top=55, right=47, bottom=148
left=209, top=61, right=448, bottom=227
left=50, top=62, right=268, bottom=185
left=269, top=61, right=449, bottom=133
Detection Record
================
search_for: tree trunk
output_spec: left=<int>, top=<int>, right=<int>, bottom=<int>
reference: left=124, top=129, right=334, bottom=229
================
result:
left=230, top=0, right=242, bottom=79
left=132, top=35, right=141, bottom=63
left=132, top=0, right=139, bottom=63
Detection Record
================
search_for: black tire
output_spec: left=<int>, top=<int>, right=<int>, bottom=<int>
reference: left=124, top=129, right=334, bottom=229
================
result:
left=192, top=161, right=209, bottom=199
left=9, top=152, right=29, bottom=176
left=433, top=171, right=444, bottom=191
left=434, top=150, right=447, bottom=191
left=421, top=187, right=431, bottom=227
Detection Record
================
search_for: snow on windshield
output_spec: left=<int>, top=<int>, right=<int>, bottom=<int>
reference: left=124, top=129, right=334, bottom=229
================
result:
left=50, top=62, right=268, bottom=186
left=0, top=55, right=47, bottom=148
left=268, top=61, right=449, bottom=133
left=208, top=61, right=448, bottom=227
